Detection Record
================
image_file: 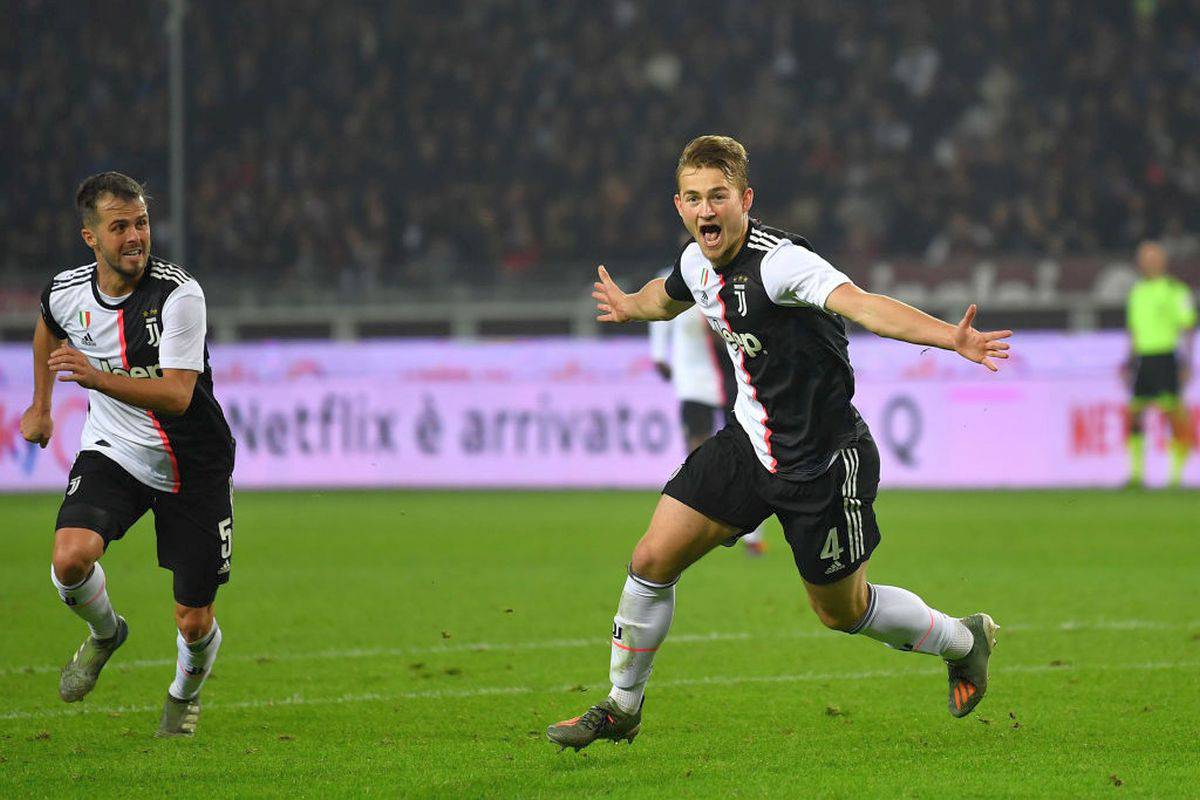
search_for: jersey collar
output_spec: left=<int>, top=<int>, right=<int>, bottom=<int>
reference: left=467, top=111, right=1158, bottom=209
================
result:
left=90, top=265, right=145, bottom=310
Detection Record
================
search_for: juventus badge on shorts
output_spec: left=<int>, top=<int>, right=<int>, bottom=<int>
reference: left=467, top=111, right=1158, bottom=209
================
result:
left=145, top=314, right=162, bottom=346
left=67, top=477, right=81, bottom=496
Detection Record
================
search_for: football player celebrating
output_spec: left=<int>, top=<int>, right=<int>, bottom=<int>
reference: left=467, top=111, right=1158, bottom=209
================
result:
left=548, top=136, right=1012, bottom=751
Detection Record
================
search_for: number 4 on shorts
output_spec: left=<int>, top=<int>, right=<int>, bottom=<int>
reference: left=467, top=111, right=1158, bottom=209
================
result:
left=820, top=527, right=843, bottom=562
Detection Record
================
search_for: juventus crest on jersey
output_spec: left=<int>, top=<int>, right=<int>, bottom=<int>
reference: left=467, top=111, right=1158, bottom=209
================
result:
left=664, top=220, right=864, bottom=480
left=40, top=258, right=235, bottom=493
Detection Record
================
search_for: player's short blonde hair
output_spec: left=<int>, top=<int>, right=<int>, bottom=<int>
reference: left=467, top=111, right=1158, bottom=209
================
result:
left=676, top=135, right=749, bottom=192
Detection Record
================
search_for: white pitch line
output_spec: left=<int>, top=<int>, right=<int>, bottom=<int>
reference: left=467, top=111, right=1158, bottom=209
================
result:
left=0, top=632, right=756, bottom=678
left=0, top=659, right=1194, bottom=722
left=0, top=619, right=1193, bottom=679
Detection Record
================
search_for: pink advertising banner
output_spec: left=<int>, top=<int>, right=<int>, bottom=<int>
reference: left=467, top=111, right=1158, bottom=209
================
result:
left=1, top=334, right=1196, bottom=490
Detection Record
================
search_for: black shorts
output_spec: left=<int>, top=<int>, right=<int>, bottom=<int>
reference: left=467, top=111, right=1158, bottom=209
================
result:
left=680, top=401, right=720, bottom=443
left=56, top=451, right=233, bottom=607
left=662, top=423, right=881, bottom=585
left=1132, top=352, right=1180, bottom=399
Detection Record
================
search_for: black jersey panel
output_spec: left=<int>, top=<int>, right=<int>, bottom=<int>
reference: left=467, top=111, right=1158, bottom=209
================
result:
left=40, top=280, right=70, bottom=339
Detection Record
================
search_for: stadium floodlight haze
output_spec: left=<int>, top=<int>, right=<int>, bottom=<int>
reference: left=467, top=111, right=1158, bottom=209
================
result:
left=1, top=3, right=1197, bottom=797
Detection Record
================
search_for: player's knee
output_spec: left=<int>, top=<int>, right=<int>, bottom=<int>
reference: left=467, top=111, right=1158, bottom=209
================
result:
left=630, top=541, right=680, bottom=586
left=1129, top=413, right=1144, bottom=435
left=51, top=542, right=97, bottom=586
left=175, top=605, right=215, bottom=643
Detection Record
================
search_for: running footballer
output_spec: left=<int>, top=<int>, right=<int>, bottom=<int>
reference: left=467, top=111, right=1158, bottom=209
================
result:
left=547, top=136, right=1012, bottom=751
left=21, top=173, right=235, bottom=737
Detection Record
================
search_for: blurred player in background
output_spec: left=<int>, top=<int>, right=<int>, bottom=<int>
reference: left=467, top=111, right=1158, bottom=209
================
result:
left=19, top=173, right=235, bottom=737
left=548, top=135, right=1012, bottom=752
left=1124, top=241, right=1196, bottom=488
left=649, top=291, right=764, bottom=555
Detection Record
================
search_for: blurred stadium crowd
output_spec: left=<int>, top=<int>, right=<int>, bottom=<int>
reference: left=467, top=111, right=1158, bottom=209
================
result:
left=5, top=0, right=1200, bottom=302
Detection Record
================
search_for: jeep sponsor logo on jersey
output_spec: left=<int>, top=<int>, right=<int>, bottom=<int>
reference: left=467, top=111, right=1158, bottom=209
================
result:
left=99, top=359, right=164, bottom=379
left=722, top=328, right=764, bottom=357
left=707, top=317, right=765, bottom=358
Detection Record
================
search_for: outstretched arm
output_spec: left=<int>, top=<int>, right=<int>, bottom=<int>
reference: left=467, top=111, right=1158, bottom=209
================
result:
left=825, top=283, right=1012, bottom=372
left=593, top=266, right=693, bottom=323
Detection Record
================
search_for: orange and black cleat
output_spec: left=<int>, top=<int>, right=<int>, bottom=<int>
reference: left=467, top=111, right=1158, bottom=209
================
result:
left=546, top=697, right=642, bottom=752
left=945, top=613, right=999, bottom=718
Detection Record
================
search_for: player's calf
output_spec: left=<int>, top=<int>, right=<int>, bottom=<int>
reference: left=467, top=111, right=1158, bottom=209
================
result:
left=51, top=559, right=120, bottom=640
left=840, top=583, right=999, bottom=716
left=169, top=617, right=222, bottom=708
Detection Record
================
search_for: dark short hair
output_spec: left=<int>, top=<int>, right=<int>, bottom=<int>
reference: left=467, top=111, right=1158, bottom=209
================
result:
left=76, top=172, right=147, bottom=225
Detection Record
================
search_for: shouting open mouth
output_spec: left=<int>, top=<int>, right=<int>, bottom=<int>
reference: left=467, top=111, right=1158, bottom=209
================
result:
left=699, top=223, right=722, bottom=249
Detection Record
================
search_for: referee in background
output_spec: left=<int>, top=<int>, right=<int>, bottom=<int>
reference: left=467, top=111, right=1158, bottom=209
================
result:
left=1125, top=241, right=1197, bottom=487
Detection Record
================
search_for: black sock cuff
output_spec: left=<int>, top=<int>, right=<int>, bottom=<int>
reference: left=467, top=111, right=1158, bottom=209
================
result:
left=58, top=564, right=96, bottom=591
left=846, top=583, right=878, bottom=635
left=186, top=621, right=219, bottom=652
left=627, top=565, right=679, bottom=590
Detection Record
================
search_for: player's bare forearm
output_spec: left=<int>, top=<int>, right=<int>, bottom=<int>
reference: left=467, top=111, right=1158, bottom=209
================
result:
left=827, top=285, right=954, bottom=348
left=48, top=344, right=198, bottom=416
left=826, top=283, right=1012, bottom=371
left=628, top=279, right=690, bottom=321
left=30, top=318, right=62, bottom=410
left=21, top=319, right=62, bottom=447
left=91, top=370, right=198, bottom=416
left=594, top=268, right=692, bottom=323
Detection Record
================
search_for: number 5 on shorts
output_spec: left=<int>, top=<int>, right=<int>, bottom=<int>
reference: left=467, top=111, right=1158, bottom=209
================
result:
left=218, top=517, right=233, bottom=559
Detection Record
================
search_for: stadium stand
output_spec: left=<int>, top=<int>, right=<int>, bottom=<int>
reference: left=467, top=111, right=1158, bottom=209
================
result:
left=4, top=1, right=1198, bottom=321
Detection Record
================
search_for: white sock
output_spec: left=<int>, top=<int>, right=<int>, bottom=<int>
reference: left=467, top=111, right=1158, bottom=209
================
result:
left=849, top=583, right=973, bottom=659
left=608, top=570, right=676, bottom=714
left=51, top=562, right=118, bottom=640
left=169, top=621, right=222, bottom=701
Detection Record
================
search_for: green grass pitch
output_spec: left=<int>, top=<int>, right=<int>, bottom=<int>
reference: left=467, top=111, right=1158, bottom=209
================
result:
left=1, top=489, right=1197, bottom=798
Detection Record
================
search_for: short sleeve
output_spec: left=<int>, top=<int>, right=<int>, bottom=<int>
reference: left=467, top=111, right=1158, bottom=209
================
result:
left=39, top=282, right=68, bottom=340
left=663, top=264, right=691, bottom=302
left=159, top=281, right=207, bottom=371
left=760, top=242, right=852, bottom=309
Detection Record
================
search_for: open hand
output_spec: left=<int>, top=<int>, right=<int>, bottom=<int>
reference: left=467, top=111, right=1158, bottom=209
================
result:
left=592, top=266, right=632, bottom=323
left=48, top=347, right=102, bottom=388
left=953, top=305, right=1012, bottom=372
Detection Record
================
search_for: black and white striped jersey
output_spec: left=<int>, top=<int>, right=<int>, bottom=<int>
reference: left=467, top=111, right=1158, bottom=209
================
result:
left=40, top=258, right=235, bottom=493
left=664, top=220, right=861, bottom=480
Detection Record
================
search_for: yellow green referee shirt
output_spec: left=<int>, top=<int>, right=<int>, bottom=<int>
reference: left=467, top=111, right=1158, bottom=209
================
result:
left=1127, top=276, right=1197, bottom=356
